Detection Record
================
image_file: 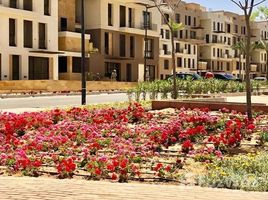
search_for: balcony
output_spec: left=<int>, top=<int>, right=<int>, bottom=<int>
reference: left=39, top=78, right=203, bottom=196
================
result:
left=59, top=31, right=91, bottom=53
left=119, top=23, right=158, bottom=37
left=160, top=50, right=171, bottom=56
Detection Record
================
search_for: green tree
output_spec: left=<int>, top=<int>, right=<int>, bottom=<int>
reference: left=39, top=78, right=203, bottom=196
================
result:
left=259, top=40, right=268, bottom=80
left=151, top=0, right=184, bottom=99
left=230, top=0, right=266, bottom=120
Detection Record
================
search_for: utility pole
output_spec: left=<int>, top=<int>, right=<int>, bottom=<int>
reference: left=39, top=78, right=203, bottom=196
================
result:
left=81, top=0, right=86, bottom=105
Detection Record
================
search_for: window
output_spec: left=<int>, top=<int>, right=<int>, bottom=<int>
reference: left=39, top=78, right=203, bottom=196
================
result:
left=104, top=32, right=113, bottom=55
left=175, top=14, right=180, bottom=23
left=143, top=11, right=151, bottom=28
left=227, top=24, right=231, bottom=33
left=58, top=57, right=67, bottom=73
left=184, top=58, right=186, bottom=68
left=44, top=0, right=50, bottom=15
left=177, top=57, right=182, bottom=67
left=188, top=58, right=191, bottom=68
left=24, top=20, right=33, bottom=48
left=193, top=17, right=196, bottom=27
left=192, top=59, right=195, bottom=68
left=175, top=43, right=180, bottom=53
left=188, top=44, right=191, bottom=54
left=12, top=55, right=20, bottom=80
left=10, top=0, right=17, bottom=8
left=60, top=18, right=67, bottom=31
left=23, top=0, right=32, bottom=11
left=166, top=30, right=170, bottom=39
left=108, top=3, right=113, bottom=26
left=29, top=57, right=49, bottom=80
left=39, top=23, right=46, bottom=49
left=146, top=39, right=154, bottom=58
left=227, top=62, right=230, bottom=71
left=180, top=30, right=183, bottom=39
left=72, top=57, right=89, bottom=73
left=120, top=6, right=126, bottom=27
left=163, top=44, right=168, bottom=55
left=213, top=48, right=215, bottom=57
left=130, top=36, right=135, bottom=58
left=128, top=8, right=133, bottom=27
left=119, top=34, right=126, bottom=57
left=164, top=60, right=169, bottom=70
left=9, top=18, right=16, bottom=46
left=163, top=13, right=169, bottom=24
left=185, top=15, right=187, bottom=25
left=188, top=16, right=191, bottom=26
left=235, top=25, right=238, bottom=33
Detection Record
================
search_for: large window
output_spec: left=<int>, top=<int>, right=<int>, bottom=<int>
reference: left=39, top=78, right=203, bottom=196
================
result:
left=72, top=57, right=89, bottom=73
left=9, top=18, right=16, bottom=46
left=12, top=55, right=20, bottom=80
left=24, top=20, right=33, bottom=48
left=29, top=57, right=49, bottom=80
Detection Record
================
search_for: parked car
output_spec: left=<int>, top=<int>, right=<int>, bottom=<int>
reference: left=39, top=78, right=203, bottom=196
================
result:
left=213, top=73, right=241, bottom=82
left=166, top=72, right=202, bottom=81
left=254, top=77, right=267, bottom=81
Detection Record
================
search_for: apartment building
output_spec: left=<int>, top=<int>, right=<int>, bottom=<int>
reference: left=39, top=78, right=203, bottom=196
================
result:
left=58, top=0, right=92, bottom=80
left=252, top=21, right=268, bottom=77
left=82, top=0, right=160, bottom=82
left=159, top=2, right=205, bottom=79
left=0, top=0, right=59, bottom=81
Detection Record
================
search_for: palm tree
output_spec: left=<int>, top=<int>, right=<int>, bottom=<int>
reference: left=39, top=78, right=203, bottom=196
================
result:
left=232, top=40, right=260, bottom=79
left=152, top=0, right=184, bottom=99
left=259, top=40, right=268, bottom=80
left=232, top=41, right=244, bottom=79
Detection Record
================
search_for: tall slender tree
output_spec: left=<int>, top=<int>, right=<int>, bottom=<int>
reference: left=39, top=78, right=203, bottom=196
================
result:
left=151, top=0, right=184, bottom=99
left=230, top=0, right=266, bottom=120
left=256, top=6, right=268, bottom=80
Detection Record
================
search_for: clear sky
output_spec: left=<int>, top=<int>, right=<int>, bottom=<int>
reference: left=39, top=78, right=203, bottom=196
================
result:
left=184, top=0, right=251, bottom=13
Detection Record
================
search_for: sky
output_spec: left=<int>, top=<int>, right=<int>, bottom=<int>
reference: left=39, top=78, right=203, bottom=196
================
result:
left=184, top=0, right=258, bottom=13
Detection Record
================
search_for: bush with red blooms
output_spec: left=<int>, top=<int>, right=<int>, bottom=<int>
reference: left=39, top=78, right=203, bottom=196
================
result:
left=0, top=103, right=258, bottom=181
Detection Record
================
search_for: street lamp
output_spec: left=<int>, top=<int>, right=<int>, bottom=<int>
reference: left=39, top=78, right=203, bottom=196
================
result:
left=81, top=0, right=86, bottom=105
left=135, top=2, right=167, bottom=81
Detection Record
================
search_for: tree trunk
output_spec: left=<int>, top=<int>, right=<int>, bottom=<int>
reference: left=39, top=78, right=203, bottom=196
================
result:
left=266, top=50, right=268, bottom=81
left=171, top=31, right=177, bottom=99
left=239, top=51, right=242, bottom=79
left=245, top=15, right=252, bottom=120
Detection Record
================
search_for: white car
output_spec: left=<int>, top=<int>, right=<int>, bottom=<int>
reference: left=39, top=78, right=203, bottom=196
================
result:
left=254, top=77, right=267, bottom=81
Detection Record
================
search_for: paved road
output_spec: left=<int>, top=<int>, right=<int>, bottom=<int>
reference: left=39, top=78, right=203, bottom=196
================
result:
left=0, top=177, right=267, bottom=200
left=0, top=93, right=129, bottom=112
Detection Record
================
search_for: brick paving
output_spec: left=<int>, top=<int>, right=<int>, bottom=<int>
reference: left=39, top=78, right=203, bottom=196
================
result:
left=0, top=177, right=268, bottom=200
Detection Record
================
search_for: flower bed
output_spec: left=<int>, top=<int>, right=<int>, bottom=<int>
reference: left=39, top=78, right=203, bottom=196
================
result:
left=0, top=103, right=264, bottom=184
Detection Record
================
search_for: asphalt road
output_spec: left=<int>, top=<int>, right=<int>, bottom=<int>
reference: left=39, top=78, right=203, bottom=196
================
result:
left=0, top=93, right=129, bottom=113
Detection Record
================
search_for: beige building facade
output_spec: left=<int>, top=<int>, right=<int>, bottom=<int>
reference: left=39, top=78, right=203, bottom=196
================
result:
left=83, top=0, right=160, bottom=82
left=58, top=0, right=92, bottom=80
left=0, top=0, right=59, bottom=81
left=159, top=2, right=205, bottom=79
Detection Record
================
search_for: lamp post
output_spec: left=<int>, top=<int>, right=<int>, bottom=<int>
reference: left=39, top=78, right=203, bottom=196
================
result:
left=81, top=0, right=86, bottom=105
left=135, top=2, right=166, bottom=81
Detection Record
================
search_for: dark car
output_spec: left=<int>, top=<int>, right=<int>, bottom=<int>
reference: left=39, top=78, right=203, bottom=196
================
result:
left=166, top=72, right=202, bottom=81
left=213, top=73, right=241, bottom=82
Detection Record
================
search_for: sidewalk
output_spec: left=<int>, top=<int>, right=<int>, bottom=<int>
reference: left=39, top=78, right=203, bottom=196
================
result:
left=0, top=176, right=267, bottom=200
